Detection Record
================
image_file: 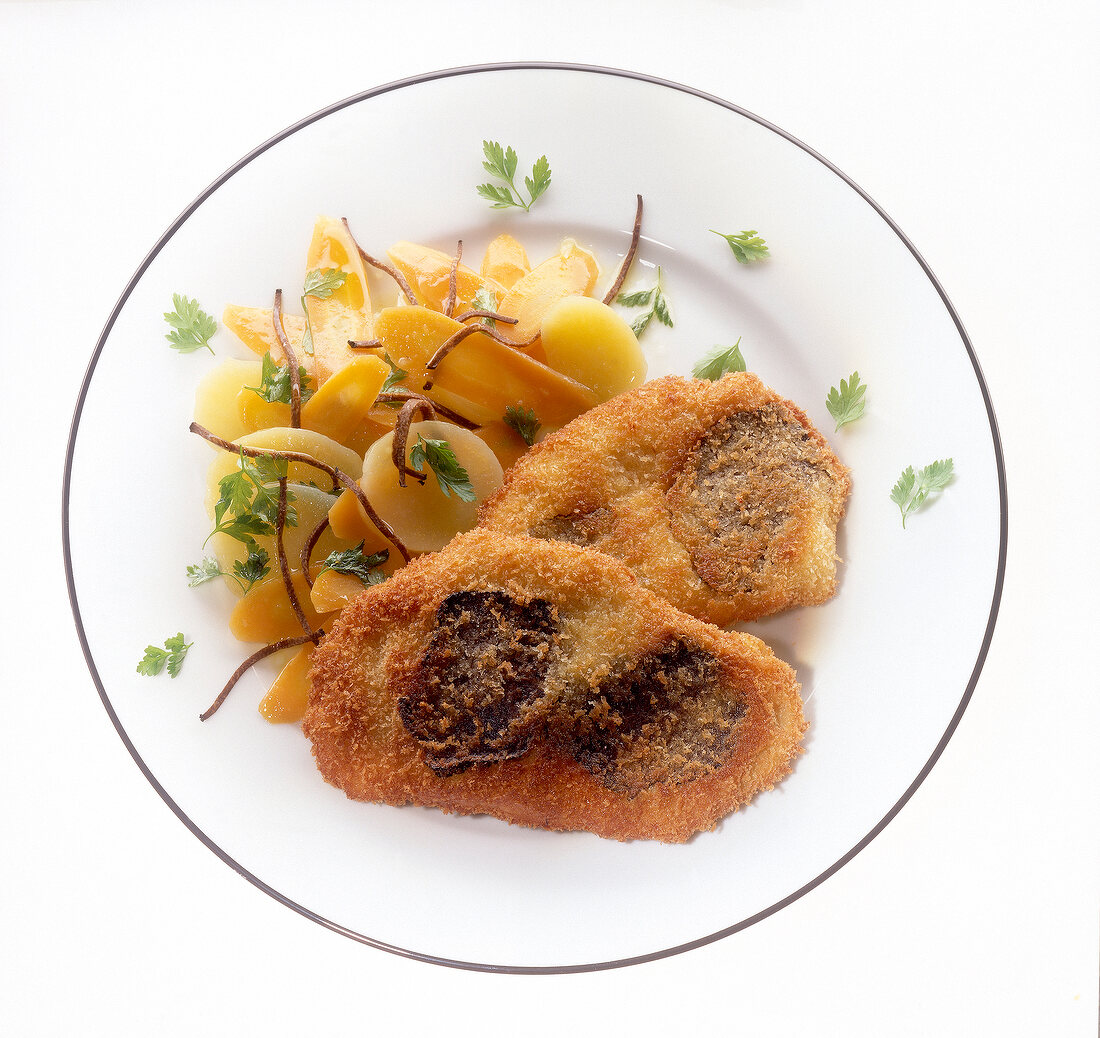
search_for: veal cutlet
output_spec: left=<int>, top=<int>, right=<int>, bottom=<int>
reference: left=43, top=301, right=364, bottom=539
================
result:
left=302, top=529, right=806, bottom=843
left=477, top=372, right=851, bottom=626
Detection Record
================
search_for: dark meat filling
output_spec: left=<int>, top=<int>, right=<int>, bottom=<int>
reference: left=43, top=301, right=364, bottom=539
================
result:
left=561, top=640, right=743, bottom=796
left=668, top=405, right=832, bottom=594
left=398, top=591, right=559, bottom=775
left=529, top=506, right=614, bottom=548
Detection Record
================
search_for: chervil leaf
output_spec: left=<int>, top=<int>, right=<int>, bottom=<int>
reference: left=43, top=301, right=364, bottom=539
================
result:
left=186, top=557, right=225, bottom=587
left=525, top=154, right=552, bottom=204
left=615, top=288, right=654, bottom=307
left=245, top=352, right=314, bottom=405
left=615, top=267, right=672, bottom=338
left=380, top=351, right=408, bottom=391
left=162, top=633, right=193, bottom=678
left=891, top=458, right=954, bottom=527
left=214, top=464, right=255, bottom=526
left=232, top=543, right=270, bottom=592
left=136, top=644, right=169, bottom=677
left=711, top=228, right=770, bottom=264
left=213, top=513, right=276, bottom=543
left=410, top=434, right=477, bottom=502
left=164, top=294, right=217, bottom=354
left=477, top=140, right=551, bottom=212
left=319, top=543, right=390, bottom=587
left=826, top=371, right=867, bottom=430
left=472, top=286, right=498, bottom=326
left=137, top=633, right=192, bottom=678
left=476, top=182, right=517, bottom=209
left=503, top=404, right=541, bottom=447
left=692, top=339, right=746, bottom=380
left=302, top=268, right=348, bottom=300
left=653, top=290, right=673, bottom=328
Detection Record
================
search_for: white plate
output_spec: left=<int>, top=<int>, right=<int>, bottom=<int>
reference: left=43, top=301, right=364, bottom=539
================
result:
left=63, top=64, right=1006, bottom=972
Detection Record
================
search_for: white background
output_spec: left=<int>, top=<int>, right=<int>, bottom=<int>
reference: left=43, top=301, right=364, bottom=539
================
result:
left=1, top=1, right=1096, bottom=1035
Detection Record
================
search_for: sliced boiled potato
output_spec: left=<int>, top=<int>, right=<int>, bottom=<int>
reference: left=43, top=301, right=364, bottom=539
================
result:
left=258, top=643, right=316, bottom=724
left=203, top=427, right=363, bottom=519
left=387, top=240, right=506, bottom=315
left=228, top=569, right=334, bottom=643
left=193, top=358, right=263, bottom=443
left=480, top=233, right=530, bottom=290
left=303, top=215, right=375, bottom=383
left=208, top=483, right=350, bottom=597
left=496, top=238, right=600, bottom=343
left=540, top=295, right=647, bottom=401
left=359, top=421, right=503, bottom=553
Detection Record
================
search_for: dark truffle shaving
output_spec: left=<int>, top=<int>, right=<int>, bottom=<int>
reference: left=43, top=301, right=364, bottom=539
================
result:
left=398, top=591, right=560, bottom=775
left=561, top=639, right=742, bottom=796
left=674, top=404, right=833, bottom=594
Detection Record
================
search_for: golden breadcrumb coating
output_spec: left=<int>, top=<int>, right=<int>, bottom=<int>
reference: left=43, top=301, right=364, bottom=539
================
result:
left=302, top=529, right=806, bottom=843
left=478, top=373, right=851, bottom=626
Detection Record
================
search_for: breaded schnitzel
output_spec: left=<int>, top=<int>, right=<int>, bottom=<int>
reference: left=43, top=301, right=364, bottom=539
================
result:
left=302, top=529, right=806, bottom=843
left=477, top=373, right=851, bottom=626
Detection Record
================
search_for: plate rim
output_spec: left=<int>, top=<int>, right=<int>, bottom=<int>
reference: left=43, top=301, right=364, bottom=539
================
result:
left=61, top=60, right=1009, bottom=974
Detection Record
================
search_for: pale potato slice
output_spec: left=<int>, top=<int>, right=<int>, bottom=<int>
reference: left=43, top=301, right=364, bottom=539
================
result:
left=359, top=420, right=503, bottom=553
left=193, top=358, right=263, bottom=443
left=203, top=427, right=363, bottom=519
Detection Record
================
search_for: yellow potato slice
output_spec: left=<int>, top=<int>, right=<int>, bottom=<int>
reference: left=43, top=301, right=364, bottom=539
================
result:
left=258, top=643, right=316, bottom=724
left=539, top=295, right=648, bottom=401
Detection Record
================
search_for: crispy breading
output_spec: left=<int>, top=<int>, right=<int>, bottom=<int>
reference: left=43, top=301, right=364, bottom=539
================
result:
left=477, top=373, right=851, bottom=626
left=302, top=529, right=806, bottom=843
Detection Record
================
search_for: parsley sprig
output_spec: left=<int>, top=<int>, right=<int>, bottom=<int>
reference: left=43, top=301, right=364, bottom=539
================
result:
left=503, top=404, right=541, bottom=446
left=137, top=633, right=192, bottom=678
left=711, top=228, right=770, bottom=264
left=477, top=141, right=551, bottom=212
left=693, top=339, right=747, bottom=381
left=164, top=294, right=217, bottom=354
left=187, top=548, right=271, bottom=594
left=300, top=268, right=348, bottom=355
left=381, top=351, right=408, bottom=392
left=207, top=451, right=297, bottom=547
left=616, top=266, right=672, bottom=336
left=409, top=435, right=477, bottom=502
left=318, top=543, right=390, bottom=587
left=245, top=351, right=315, bottom=406
left=826, top=371, right=867, bottom=430
left=890, top=458, right=954, bottom=528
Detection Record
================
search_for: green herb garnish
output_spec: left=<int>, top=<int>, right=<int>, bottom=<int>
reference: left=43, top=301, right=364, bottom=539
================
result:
left=616, top=266, right=672, bottom=336
left=477, top=141, right=551, bottom=212
left=164, top=294, right=217, bottom=354
left=186, top=557, right=225, bottom=587
left=381, top=351, right=408, bottom=392
left=692, top=339, right=746, bottom=381
left=245, top=351, right=315, bottom=406
left=409, top=435, right=477, bottom=502
left=300, top=267, right=348, bottom=355
left=503, top=404, right=541, bottom=446
left=711, top=228, right=770, bottom=264
left=826, top=371, right=867, bottom=430
left=206, top=451, right=297, bottom=546
left=890, top=458, right=954, bottom=528
left=137, top=633, right=192, bottom=678
left=472, top=286, right=499, bottom=326
left=318, top=543, right=390, bottom=587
